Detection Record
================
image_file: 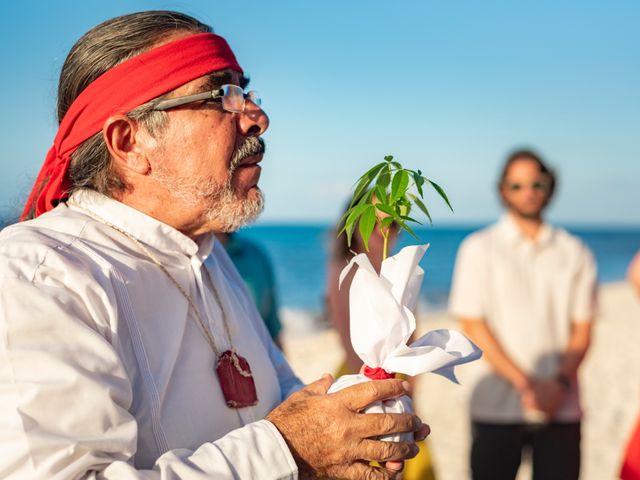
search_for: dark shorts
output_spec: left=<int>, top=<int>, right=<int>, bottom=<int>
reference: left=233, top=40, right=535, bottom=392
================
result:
left=470, top=421, right=581, bottom=480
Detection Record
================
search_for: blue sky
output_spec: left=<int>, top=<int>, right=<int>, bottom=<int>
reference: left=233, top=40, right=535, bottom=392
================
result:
left=1, top=1, right=638, bottom=225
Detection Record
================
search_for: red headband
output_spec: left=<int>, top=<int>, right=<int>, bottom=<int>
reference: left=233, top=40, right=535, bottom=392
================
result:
left=21, top=32, right=242, bottom=220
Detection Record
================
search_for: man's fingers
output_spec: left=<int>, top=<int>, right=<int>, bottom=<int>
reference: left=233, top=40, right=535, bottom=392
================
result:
left=338, top=461, right=397, bottom=480
left=357, top=412, right=421, bottom=437
left=302, top=373, right=334, bottom=396
left=358, top=439, right=419, bottom=462
left=382, top=460, right=404, bottom=472
left=337, top=379, right=409, bottom=411
left=415, top=422, right=431, bottom=441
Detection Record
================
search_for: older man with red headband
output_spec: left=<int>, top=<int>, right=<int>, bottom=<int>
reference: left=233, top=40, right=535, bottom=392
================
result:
left=0, top=10, right=427, bottom=480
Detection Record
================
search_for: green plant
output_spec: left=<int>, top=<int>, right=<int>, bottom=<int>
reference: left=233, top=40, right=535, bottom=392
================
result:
left=338, top=155, right=453, bottom=260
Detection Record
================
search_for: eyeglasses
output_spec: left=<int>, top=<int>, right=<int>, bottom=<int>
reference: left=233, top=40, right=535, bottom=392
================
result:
left=506, top=181, right=549, bottom=192
left=151, top=84, right=261, bottom=113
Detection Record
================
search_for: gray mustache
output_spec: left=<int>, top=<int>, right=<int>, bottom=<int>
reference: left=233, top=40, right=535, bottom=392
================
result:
left=231, top=137, right=266, bottom=170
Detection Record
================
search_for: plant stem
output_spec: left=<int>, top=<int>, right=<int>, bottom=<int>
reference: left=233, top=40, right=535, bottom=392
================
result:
left=382, top=228, right=389, bottom=261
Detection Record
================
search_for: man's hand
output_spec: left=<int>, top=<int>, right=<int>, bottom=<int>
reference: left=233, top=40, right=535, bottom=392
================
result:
left=519, top=385, right=538, bottom=412
left=530, top=379, right=566, bottom=420
left=266, top=374, right=429, bottom=480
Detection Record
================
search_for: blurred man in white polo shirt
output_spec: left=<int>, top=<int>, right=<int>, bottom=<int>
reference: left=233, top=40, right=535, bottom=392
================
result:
left=449, top=149, right=597, bottom=480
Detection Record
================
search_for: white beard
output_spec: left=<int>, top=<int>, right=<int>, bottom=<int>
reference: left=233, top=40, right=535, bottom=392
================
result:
left=203, top=184, right=264, bottom=232
left=151, top=167, right=264, bottom=233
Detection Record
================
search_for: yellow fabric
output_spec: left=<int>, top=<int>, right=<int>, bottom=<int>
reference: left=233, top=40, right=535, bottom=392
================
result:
left=334, top=360, right=354, bottom=379
left=404, top=440, right=435, bottom=480
left=334, top=361, right=436, bottom=480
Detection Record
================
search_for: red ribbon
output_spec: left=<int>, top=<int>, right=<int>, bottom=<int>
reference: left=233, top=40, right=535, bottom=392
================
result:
left=21, top=32, right=242, bottom=221
left=362, top=366, right=395, bottom=380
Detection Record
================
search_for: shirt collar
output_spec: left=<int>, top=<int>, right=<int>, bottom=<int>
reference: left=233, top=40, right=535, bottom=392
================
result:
left=497, top=213, right=554, bottom=249
left=67, top=189, right=215, bottom=261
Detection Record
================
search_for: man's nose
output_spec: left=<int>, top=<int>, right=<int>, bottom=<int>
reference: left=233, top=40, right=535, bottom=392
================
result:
left=237, top=101, right=269, bottom=136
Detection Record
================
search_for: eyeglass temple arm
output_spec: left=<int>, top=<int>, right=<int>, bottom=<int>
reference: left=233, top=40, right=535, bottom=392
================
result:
left=151, top=90, right=222, bottom=111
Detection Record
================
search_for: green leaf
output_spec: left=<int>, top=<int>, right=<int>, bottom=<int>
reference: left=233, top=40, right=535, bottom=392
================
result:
left=350, top=162, right=386, bottom=206
left=337, top=208, right=355, bottom=234
left=340, top=203, right=369, bottom=247
left=337, top=209, right=350, bottom=227
left=409, top=193, right=432, bottom=224
left=384, top=155, right=394, bottom=162
left=374, top=203, right=396, bottom=217
left=345, top=203, right=370, bottom=226
left=391, top=170, right=410, bottom=203
left=427, top=178, right=454, bottom=212
left=357, top=188, right=374, bottom=206
left=359, top=161, right=387, bottom=182
left=376, top=169, right=391, bottom=190
left=380, top=216, right=396, bottom=230
left=339, top=189, right=374, bottom=230
left=395, top=217, right=420, bottom=241
left=337, top=203, right=370, bottom=237
left=412, top=171, right=425, bottom=197
left=358, top=205, right=377, bottom=251
left=397, top=203, right=409, bottom=218
left=374, top=185, right=388, bottom=205
left=390, top=161, right=402, bottom=170
left=337, top=200, right=358, bottom=229
left=400, top=215, right=422, bottom=225
left=350, top=177, right=372, bottom=207
left=345, top=218, right=357, bottom=247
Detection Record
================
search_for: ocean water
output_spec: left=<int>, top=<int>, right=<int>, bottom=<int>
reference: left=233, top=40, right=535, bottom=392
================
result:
left=2, top=217, right=637, bottom=315
left=237, top=224, right=640, bottom=314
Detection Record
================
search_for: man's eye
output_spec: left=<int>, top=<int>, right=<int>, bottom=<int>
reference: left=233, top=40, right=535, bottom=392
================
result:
left=200, top=97, right=222, bottom=107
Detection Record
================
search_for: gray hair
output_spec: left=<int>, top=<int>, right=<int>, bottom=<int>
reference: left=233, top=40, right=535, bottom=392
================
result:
left=55, top=11, right=211, bottom=206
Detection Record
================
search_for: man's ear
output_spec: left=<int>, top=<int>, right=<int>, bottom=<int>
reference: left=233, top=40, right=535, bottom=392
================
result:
left=102, top=115, right=151, bottom=175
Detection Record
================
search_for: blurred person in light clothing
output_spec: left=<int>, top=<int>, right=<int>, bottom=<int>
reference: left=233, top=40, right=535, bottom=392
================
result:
left=449, top=149, right=597, bottom=480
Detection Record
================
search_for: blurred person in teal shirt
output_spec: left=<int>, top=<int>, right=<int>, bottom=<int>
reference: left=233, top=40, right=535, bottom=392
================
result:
left=218, top=232, right=283, bottom=349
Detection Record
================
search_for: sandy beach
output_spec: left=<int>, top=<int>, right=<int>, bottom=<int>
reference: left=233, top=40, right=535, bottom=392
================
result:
left=282, top=282, right=640, bottom=480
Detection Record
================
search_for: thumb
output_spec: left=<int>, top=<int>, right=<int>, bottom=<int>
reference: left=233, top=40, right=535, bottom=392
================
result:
left=303, top=373, right=334, bottom=396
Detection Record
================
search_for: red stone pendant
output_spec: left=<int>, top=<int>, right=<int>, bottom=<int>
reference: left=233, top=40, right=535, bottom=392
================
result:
left=216, top=350, right=258, bottom=408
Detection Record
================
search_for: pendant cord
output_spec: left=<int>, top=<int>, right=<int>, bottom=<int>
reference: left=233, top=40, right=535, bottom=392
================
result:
left=68, top=202, right=233, bottom=358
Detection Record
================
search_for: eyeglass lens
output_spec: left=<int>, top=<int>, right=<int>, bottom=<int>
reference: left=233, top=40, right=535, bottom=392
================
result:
left=220, top=85, right=261, bottom=113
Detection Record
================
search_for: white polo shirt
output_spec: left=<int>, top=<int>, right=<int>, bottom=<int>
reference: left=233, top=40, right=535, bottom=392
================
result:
left=449, top=214, right=597, bottom=423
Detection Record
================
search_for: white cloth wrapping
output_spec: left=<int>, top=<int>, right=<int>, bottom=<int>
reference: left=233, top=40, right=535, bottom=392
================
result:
left=328, top=245, right=482, bottom=442
left=329, top=374, right=415, bottom=442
